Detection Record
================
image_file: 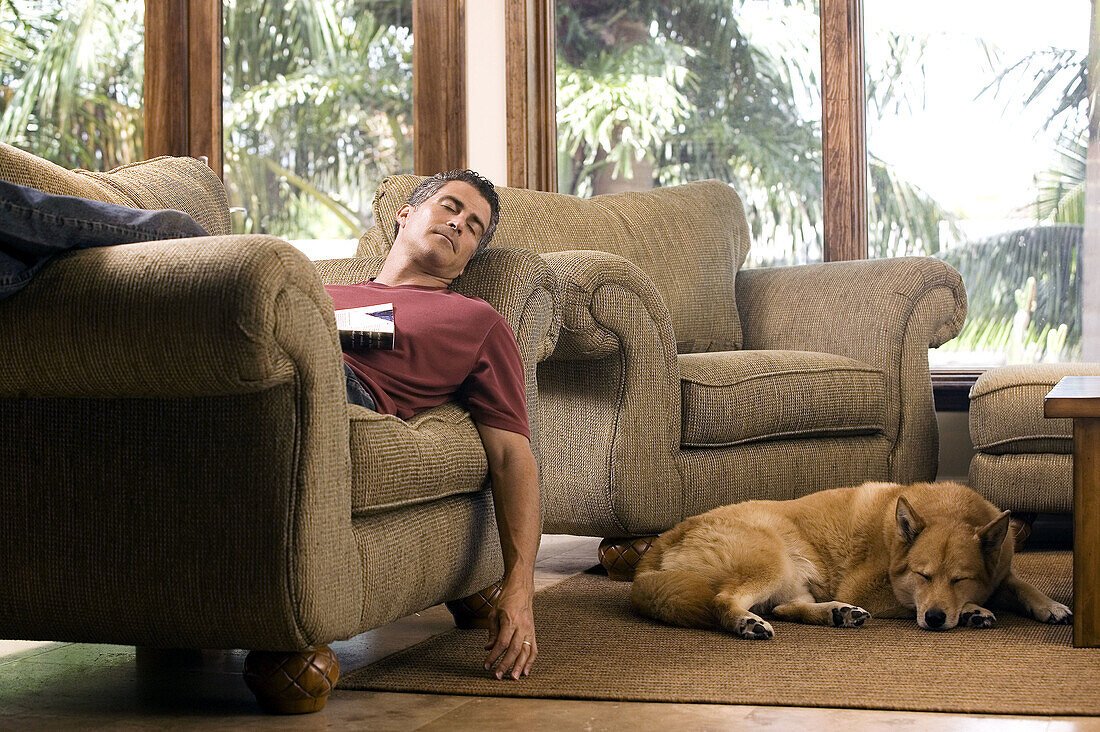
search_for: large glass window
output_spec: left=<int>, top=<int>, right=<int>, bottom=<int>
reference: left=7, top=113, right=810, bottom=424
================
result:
left=0, top=0, right=145, bottom=170
left=865, top=0, right=1089, bottom=366
left=222, top=0, right=413, bottom=242
left=554, top=0, right=823, bottom=266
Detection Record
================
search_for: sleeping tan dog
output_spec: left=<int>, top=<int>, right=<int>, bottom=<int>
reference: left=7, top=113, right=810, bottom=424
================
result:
left=631, top=481, right=1072, bottom=638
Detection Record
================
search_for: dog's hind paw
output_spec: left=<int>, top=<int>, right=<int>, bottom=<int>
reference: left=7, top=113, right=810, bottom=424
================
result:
left=1037, top=601, right=1072, bottom=625
left=960, top=607, right=997, bottom=629
left=733, top=616, right=774, bottom=640
left=831, top=605, right=870, bottom=628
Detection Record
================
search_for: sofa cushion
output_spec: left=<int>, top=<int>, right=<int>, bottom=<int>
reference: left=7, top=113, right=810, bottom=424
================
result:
left=0, top=142, right=231, bottom=236
left=348, top=402, right=488, bottom=514
left=367, top=174, right=751, bottom=354
left=679, top=350, right=886, bottom=447
left=969, top=363, right=1100, bottom=455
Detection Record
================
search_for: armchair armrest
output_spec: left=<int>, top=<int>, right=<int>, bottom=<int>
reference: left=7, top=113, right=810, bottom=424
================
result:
left=735, top=256, right=966, bottom=354
left=0, top=235, right=339, bottom=398
left=451, top=247, right=562, bottom=366
left=541, top=250, right=676, bottom=362
left=0, top=235, right=363, bottom=650
left=735, top=256, right=967, bottom=481
left=536, top=250, right=682, bottom=535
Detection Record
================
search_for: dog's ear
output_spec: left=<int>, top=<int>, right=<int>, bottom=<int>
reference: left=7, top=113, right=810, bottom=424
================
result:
left=978, top=510, right=1011, bottom=558
left=895, top=496, right=925, bottom=545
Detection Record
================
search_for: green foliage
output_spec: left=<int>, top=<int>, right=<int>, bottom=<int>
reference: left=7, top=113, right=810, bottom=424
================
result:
left=0, top=0, right=411, bottom=240
left=938, top=225, right=1082, bottom=362
left=0, top=0, right=144, bottom=169
left=222, top=0, right=413, bottom=238
left=1034, top=131, right=1086, bottom=225
left=867, top=153, right=958, bottom=258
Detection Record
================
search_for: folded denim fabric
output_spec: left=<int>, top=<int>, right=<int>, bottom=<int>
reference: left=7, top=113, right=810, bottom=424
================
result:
left=0, top=177, right=209, bottom=299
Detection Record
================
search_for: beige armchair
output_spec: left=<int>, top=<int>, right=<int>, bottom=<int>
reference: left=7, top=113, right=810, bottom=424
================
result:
left=365, top=175, right=968, bottom=574
left=0, top=145, right=560, bottom=712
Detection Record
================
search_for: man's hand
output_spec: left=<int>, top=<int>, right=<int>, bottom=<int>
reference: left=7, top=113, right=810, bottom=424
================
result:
left=475, top=423, right=541, bottom=680
left=483, top=580, right=536, bottom=679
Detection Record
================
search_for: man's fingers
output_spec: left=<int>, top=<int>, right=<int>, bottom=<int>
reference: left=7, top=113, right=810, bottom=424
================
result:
left=483, top=620, right=516, bottom=670
left=483, top=611, right=502, bottom=651
left=493, top=640, right=524, bottom=680
left=521, top=641, right=537, bottom=677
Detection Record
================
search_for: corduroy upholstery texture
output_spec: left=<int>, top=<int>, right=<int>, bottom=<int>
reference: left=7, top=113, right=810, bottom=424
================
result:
left=969, top=363, right=1100, bottom=514
left=0, top=148, right=559, bottom=653
left=357, top=177, right=966, bottom=537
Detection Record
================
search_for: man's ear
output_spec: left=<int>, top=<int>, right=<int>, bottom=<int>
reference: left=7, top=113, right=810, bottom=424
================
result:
left=896, top=496, right=925, bottom=545
left=395, top=204, right=412, bottom=235
left=977, top=511, right=1011, bottom=559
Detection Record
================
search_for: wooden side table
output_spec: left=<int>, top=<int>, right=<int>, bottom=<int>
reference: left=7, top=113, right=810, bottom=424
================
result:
left=1045, top=376, right=1100, bottom=647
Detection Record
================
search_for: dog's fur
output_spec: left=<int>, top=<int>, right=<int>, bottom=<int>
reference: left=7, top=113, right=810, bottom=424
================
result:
left=631, top=481, right=1072, bottom=638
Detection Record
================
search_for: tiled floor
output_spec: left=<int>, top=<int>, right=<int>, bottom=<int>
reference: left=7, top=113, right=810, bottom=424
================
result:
left=2, top=534, right=1098, bottom=730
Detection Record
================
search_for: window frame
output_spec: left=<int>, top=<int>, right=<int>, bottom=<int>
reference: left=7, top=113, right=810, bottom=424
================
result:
left=144, top=0, right=466, bottom=176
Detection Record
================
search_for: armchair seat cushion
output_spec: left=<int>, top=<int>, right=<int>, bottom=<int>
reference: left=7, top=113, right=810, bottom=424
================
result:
left=679, top=350, right=887, bottom=447
left=348, top=402, right=488, bottom=514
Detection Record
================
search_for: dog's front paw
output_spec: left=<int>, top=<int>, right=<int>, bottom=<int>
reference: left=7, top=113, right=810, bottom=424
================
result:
left=960, top=606, right=997, bottom=629
left=733, top=616, right=774, bottom=640
left=831, top=605, right=871, bottom=628
left=1035, top=601, right=1073, bottom=625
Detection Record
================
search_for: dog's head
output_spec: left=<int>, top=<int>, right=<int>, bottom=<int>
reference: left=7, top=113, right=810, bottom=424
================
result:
left=888, top=496, right=1012, bottom=630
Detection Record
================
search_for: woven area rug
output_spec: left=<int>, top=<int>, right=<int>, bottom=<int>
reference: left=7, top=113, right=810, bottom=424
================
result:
left=340, top=551, right=1100, bottom=715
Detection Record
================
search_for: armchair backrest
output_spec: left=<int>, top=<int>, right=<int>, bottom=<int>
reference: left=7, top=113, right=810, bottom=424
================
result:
left=0, top=142, right=231, bottom=236
left=362, top=175, right=752, bottom=353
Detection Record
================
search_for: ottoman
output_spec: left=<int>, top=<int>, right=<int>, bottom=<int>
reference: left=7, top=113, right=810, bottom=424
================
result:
left=969, top=363, right=1100, bottom=516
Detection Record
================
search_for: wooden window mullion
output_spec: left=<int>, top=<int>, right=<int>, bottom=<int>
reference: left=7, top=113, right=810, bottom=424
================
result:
left=414, top=0, right=467, bottom=175
left=820, top=0, right=868, bottom=262
left=506, top=0, right=556, bottom=191
left=144, top=0, right=221, bottom=171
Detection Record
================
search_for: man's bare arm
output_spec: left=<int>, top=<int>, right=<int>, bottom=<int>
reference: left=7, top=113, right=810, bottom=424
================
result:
left=475, top=422, right=541, bottom=679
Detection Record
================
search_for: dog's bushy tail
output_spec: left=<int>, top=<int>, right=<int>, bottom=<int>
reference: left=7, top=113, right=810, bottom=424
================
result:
left=631, top=570, right=716, bottom=629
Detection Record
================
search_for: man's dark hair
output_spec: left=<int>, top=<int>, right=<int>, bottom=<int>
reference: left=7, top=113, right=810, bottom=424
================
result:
left=395, top=170, right=500, bottom=253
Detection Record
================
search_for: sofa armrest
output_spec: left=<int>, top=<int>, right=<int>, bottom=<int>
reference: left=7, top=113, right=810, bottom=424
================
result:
left=735, top=256, right=967, bottom=481
left=0, top=235, right=339, bottom=398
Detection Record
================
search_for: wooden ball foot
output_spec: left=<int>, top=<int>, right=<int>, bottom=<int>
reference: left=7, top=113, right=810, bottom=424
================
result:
left=243, top=645, right=339, bottom=714
left=598, top=536, right=658, bottom=581
left=445, top=581, right=503, bottom=629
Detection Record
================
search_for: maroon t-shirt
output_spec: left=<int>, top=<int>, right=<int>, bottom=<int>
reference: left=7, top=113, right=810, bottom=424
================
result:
left=325, top=280, right=530, bottom=439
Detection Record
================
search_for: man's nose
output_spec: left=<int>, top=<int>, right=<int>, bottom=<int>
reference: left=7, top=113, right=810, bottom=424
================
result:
left=447, top=220, right=459, bottom=231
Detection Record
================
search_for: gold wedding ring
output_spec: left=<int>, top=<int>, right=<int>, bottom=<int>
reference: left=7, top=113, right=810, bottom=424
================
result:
left=522, top=640, right=532, bottom=646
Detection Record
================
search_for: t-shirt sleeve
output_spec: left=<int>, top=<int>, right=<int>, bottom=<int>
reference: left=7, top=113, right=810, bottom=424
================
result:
left=460, top=319, right=530, bottom=439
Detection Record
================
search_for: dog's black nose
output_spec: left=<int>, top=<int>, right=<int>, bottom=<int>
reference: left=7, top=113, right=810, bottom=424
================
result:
left=925, top=609, right=947, bottom=629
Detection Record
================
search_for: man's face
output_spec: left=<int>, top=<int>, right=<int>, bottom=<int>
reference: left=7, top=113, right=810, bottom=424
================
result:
left=393, top=181, right=492, bottom=279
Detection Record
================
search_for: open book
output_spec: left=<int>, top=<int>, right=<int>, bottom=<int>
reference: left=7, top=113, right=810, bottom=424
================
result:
left=334, top=303, right=395, bottom=350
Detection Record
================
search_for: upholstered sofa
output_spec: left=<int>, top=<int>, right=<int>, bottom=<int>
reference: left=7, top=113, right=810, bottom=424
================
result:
left=0, top=144, right=560, bottom=712
left=363, top=175, right=969, bottom=575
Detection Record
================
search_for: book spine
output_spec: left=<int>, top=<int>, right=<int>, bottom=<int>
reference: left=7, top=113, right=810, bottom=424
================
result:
left=340, top=330, right=394, bottom=350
